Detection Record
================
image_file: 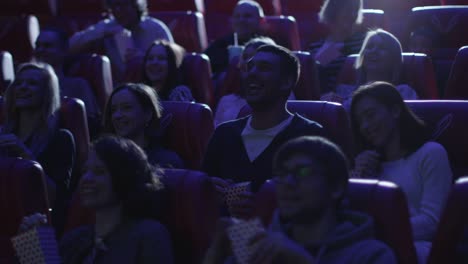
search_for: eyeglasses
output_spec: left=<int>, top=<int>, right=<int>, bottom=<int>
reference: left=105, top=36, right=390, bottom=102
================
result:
left=273, top=166, right=322, bottom=186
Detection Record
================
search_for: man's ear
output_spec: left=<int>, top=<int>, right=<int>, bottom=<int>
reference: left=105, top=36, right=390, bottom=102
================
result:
left=331, top=180, right=346, bottom=202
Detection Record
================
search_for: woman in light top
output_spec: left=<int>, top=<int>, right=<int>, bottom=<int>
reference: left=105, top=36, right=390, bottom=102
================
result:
left=350, top=81, right=452, bottom=263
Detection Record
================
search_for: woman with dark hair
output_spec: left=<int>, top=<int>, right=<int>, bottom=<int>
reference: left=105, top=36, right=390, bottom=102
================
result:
left=2, top=62, right=75, bottom=231
left=19, top=135, right=173, bottom=264
left=350, top=81, right=452, bottom=263
left=143, top=40, right=194, bottom=102
left=102, top=83, right=184, bottom=168
left=323, top=29, right=418, bottom=110
left=310, top=0, right=366, bottom=94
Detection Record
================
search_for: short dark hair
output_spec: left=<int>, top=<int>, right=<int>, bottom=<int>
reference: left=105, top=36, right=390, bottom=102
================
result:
left=103, top=83, right=162, bottom=136
left=256, top=44, right=300, bottom=88
left=92, top=135, right=163, bottom=219
left=350, top=81, right=430, bottom=155
left=273, top=136, right=349, bottom=202
left=142, top=40, right=185, bottom=99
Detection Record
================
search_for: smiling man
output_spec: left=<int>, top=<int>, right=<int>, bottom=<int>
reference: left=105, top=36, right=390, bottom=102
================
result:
left=203, top=44, right=324, bottom=210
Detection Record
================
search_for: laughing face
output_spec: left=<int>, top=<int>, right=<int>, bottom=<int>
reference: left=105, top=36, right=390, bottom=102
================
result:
left=12, top=68, right=45, bottom=110
left=244, top=51, right=286, bottom=109
left=353, top=95, right=400, bottom=150
left=79, top=149, right=118, bottom=208
left=110, top=89, right=151, bottom=140
left=144, top=44, right=169, bottom=87
left=361, top=35, right=393, bottom=74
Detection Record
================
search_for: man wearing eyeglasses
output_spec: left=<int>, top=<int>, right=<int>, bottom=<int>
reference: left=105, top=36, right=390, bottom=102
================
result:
left=203, top=44, right=324, bottom=217
left=204, top=136, right=397, bottom=264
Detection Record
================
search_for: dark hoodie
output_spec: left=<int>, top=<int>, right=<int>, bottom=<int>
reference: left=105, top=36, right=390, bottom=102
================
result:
left=268, top=210, right=397, bottom=264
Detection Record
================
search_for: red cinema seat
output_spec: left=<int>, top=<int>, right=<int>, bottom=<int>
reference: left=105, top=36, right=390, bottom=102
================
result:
left=148, top=0, right=204, bottom=12
left=65, top=54, right=113, bottom=113
left=337, top=53, right=439, bottom=99
left=0, top=15, right=40, bottom=63
left=254, top=178, right=418, bottom=264
left=363, top=0, right=440, bottom=46
left=0, top=51, right=14, bottom=95
left=0, top=158, right=50, bottom=263
left=408, top=6, right=468, bottom=93
left=64, top=168, right=218, bottom=264
left=59, top=97, right=90, bottom=191
left=261, top=16, right=301, bottom=51
left=205, top=0, right=281, bottom=15
left=161, top=101, right=214, bottom=170
left=444, top=46, right=468, bottom=99
left=180, top=53, right=215, bottom=107
left=161, top=169, right=218, bottom=264
left=406, top=100, right=468, bottom=179
left=151, top=11, right=208, bottom=52
left=428, top=176, right=468, bottom=264
left=238, top=101, right=354, bottom=160
left=293, top=51, right=321, bottom=100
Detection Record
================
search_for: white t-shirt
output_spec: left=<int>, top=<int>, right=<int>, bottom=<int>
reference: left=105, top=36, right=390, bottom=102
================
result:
left=241, top=115, right=293, bottom=162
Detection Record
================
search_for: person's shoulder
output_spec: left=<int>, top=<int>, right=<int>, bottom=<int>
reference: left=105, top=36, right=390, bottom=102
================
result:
left=347, top=239, right=398, bottom=264
left=216, top=115, right=249, bottom=131
left=141, top=16, right=170, bottom=29
left=291, top=113, right=323, bottom=130
left=417, top=141, right=448, bottom=156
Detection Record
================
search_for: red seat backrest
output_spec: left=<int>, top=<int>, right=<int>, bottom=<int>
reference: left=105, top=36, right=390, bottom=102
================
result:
left=59, top=97, right=90, bottom=191
left=442, top=0, right=468, bottom=4
left=293, top=51, right=321, bottom=100
left=409, top=6, right=468, bottom=58
left=0, top=15, right=40, bottom=63
left=337, top=53, right=439, bottom=99
left=205, top=0, right=281, bottom=15
left=65, top=54, right=113, bottom=113
left=64, top=168, right=218, bottom=264
left=161, top=101, right=214, bottom=170
left=0, top=158, right=50, bottom=262
left=254, top=178, right=418, bottom=264
left=444, top=45, right=468, bottom=99
left=406, top=100, right=468, bottom=179
left=161, top=169, right=218, bottom=264
left=428, top=176, right=468, bottom=264
left=238, top=101, right=355, bottom=159
left=260, top=16, right=301, bottom=51
left=180, top=53, right=215, bottom=107
left=148, top=0, right=204, bottom=12
left=151, top=11, right=208, bottom=52
left=0, top=51, right=14, bottom=95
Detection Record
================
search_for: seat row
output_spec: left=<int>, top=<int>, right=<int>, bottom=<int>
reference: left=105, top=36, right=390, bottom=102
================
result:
left=0, top=157, right=467, bottom=264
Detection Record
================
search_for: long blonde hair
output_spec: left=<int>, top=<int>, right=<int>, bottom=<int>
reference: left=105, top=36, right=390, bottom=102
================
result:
left=3, top=63, right=61, bottom=157
left=355, top=29, right=403, bottom=85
